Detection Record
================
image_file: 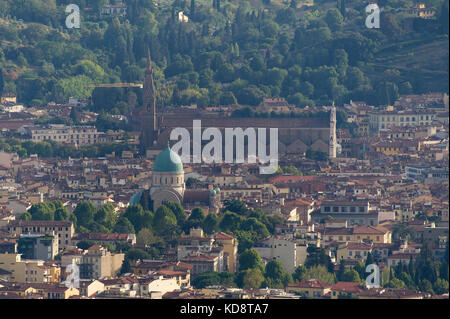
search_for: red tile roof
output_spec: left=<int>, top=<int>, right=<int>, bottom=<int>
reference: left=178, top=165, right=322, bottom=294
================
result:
left=215, top=232, right=235, bottom=240
left=331, top=282, right=366, bottom=293
left=287, top=279, right=332, bottom=289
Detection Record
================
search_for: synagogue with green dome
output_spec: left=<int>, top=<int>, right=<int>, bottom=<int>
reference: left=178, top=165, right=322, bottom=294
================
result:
left=130, top=144, right=221, bottom=213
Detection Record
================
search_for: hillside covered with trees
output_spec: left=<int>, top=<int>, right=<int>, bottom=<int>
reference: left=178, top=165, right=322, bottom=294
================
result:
left=0, top=0, right=448, bottom=114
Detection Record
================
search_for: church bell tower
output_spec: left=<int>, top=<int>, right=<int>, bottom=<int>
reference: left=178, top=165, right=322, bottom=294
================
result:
left=140, top=48, right=158, bottom=152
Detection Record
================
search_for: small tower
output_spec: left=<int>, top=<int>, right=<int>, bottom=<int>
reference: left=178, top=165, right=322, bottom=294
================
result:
left=329, top=102, right=337, bottom=159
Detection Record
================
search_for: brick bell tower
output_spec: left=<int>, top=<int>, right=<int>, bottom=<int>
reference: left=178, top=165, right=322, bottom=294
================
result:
left=140, top=48, right=158, bottom=152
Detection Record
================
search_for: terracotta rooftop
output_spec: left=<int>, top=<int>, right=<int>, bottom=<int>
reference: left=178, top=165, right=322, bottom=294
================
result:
left=331, top=282, right=366, bottom=293
left=287, top=279, right=332, bottom=289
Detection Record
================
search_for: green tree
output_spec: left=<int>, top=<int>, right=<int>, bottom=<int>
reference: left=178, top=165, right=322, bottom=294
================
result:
left=305, top=246, right=334, bottom=273
left=164, top=202, right=187, bottom=228
left=293, top=265, right=307, bottom=283
left=54, top=207, right=69, bottom=221
left=113, top=217, right=135, bottom=234
left=386, top=278, right=406, bottom=289
left=202, top=213, right=219, bottom=235
left=365, top=252, right=374, bottom=268
left=220, top=91, right=237, bottom=105
left=341, top=269, right=362, bottom=283
left=192, top=272, right=220, bottom=288
left=304, top=265, right=336, bottom=284
left=219, top=211, right=243, bottom=232
left=125, top=248, right=151, bottom=261
left=241, top=218, right=270, bottom=238
left=153, top=205, right=178, bottom=235
left=120, top=259, right=132, bottom=274
left=94, top=204, right=117, bottom=231
left=242, top=268, right=265, bottom=289
left=264, top=260, right=292, bottom=287
left=419, top=279, right=434, bottom=294
left=20, top=212, right=32, bottom=221
left=433, top=279, right=449, bottom=295
left=0, top=69, right=4, bottom=96
left=381, top=13, right=403, bottom=37
left=325, top=8, right=343, bottom=31
left=123, top=204, right=153, bottom=233
left=136, top=228, right=157, bottom=246
left=77, top=240, right=95, bottom=250
left=28, top=202, right=55, bottom=220
left=439, top=0, right=449, bottom=34
left=73, top=202, right=97, bottom=228
left=239, top=249, right=264, bottom=272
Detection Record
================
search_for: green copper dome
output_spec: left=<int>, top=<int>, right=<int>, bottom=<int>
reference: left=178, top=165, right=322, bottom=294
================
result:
left=130, top=191, right=143, bottom=205
left=153, top=143, right=183, bottom=173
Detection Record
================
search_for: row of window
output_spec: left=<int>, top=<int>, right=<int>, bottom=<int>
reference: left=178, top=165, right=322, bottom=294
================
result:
left=375, top=115, right=432, bottom=122
left=154, top=176, right=183, bottom=185
left=16, top=226, right=70, bottom=232
left=323, top=206, right=366, bottom=213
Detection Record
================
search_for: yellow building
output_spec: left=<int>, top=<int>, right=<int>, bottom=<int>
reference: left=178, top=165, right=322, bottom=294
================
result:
left=373, top=141, right=420, bottom=156
left=353, top=225, right=392, bottom=244
left=214, top=232, right=238, bottom=273
left=286, top=280, right=332, bottom=298
left=0, top=253, right=60, bottom=283
left=323, top=225, right=391, bottom=244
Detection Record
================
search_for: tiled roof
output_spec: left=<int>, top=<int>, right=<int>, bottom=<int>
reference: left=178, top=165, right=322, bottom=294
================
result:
left=353, top=225, right=390, bottom=235
left=331, top=282, right=366, bottom=293
left=347, top=243, right=373, bottom=250
left=9, top=220, right=72, bottom=227
left=287, top=279, right=332, bottom=289
left=73, top=232, right=129, bottom=241
left=215, top=232, right=235, bottom=240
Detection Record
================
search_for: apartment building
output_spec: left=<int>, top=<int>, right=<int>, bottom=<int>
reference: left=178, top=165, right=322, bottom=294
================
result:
left=369, top=106, right=436, bottom=132
left=7, top=220, right=75, bottom=251
left=312, top=200, right=379, bottom=226
left=29, top=124, right=103, bottom=145
left=252, top=236, right=308, bottom=274
left=0, top=253, right=59, bottom=283
left=79, top=245, right=124, bottom=279
left=17, top=233, right=58, bottom=260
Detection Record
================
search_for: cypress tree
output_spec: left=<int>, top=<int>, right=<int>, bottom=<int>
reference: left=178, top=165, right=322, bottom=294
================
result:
left=190, top=0, right=195, bottom=19
left=0, top=69, right=4, bottom=97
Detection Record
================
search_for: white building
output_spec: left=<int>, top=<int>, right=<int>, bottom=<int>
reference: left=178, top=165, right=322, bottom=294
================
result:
left=252, top=236, right=308, bottom=274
